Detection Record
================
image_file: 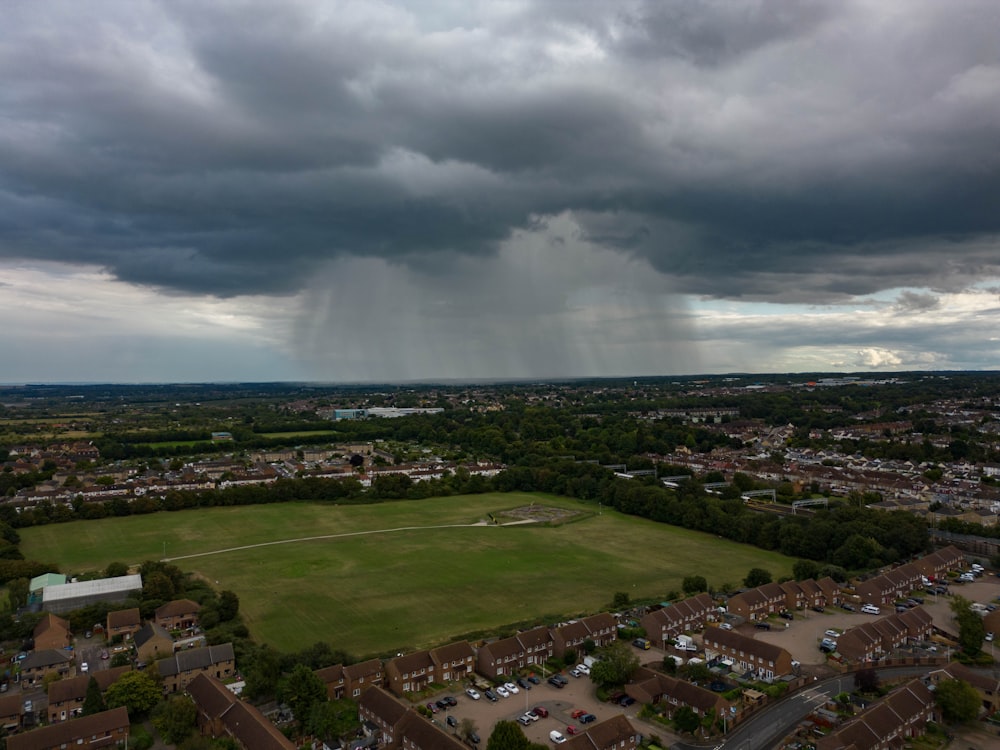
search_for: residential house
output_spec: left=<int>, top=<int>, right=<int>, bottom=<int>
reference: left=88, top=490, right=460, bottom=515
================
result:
left=562, top=715, right=640, bottom=750
left=105, top=608, right=141, bottom=642
left=854, top=564, right=923, bottom=606
left=316, top=658, right=384, bottom=700
left=47, top=667, right=130, bottom=723
left=19, top=650, right=73, bottom=688
left=815, top=679, right=934, bottom=750
left=33, top=614, right=71, bottom=651
left=357, top=686, right=466, bottom=750
left=158, top=643, right=236, bottom=693
left=835, top=607, right=933, bottom=665
left=701, top=629, right=793, bottom=682
left=134, top=622, right=174, bottom=663
left=725, top=583, right=787, bottom=621
left=913, top=546, right=965, bottom=580
left=155, top=599, right=202, bottom=632
left=551, top=613, right=617, bottom=658
left=0, top=694, right=23, bottom=733
left=639, top=593, right=715, bottom=649
left=186, top=674, right=294, bottom=750
left=429, top=641, right=475, bottom=684
left=7, top=707, right=130, bottom=750
left=476, top=625, right=553, bottom=678
left=626, top=667, right=730, bottom=719
left=385, top=650, right=435, bottom=696
left=927, top=662, right=1000, bottom=714
left=816, top=576, right=842, bottom=606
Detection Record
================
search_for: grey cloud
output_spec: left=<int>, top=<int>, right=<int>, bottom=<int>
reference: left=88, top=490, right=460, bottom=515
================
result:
left=894, top=291, right=941, bottom=313
left=0, top=0, right=998, bottom=303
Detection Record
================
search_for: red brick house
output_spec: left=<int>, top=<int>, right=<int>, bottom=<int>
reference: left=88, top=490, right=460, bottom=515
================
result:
left=33, top=614, right=71, bottom=651
left=385, top=650, right=435, bottom=696
left=7, top=707, right=129, bottom=750
left=552, top=613, right=617, bottom=658
left=155, top=599, right=202, bottom=631
left=358, top=686, right=466, bottom=749
left=815, top=679, right=934, bottom=750
left=702, top=629, right=794, bottom=682
left=316, top=658, right=384, bottom=700
left=20, top=650, right=73, bottom=688
left=105, top=608, right=141, bottom=642
left=726, top=583, right=786, bottom=621
left=47, top=667, right=129, bottom=723
left=626, top=667, right=730, bottom=719
left=639, top=593, right=715, bottom=649
left=157, top=643, right=235, bottom=693
left=430, top=640, right=475, bottom=684
left=476, top=625, right=553, bottom=678
left=187, top=674, right=294, bottom=750
left=563, top=715, right=640, bottom=750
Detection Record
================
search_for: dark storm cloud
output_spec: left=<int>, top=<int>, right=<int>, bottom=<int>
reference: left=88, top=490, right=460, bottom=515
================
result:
left=1, top=0, right=998, bottom=300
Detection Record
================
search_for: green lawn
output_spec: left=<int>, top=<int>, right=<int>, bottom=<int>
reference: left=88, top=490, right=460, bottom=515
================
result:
left=19, top=493, right=793, bottom=656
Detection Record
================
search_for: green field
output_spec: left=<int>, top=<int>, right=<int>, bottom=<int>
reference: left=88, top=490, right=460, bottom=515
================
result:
left=19, top=494, right=793, bottom=656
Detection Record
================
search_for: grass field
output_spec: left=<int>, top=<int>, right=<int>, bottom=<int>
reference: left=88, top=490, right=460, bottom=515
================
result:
left=19, top=493, right=793, bottom=656
left=258, top=430, right=340, bottom=439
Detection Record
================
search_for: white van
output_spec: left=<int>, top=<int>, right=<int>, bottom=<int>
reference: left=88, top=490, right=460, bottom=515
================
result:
left=861, top=604, right=880, bottom=615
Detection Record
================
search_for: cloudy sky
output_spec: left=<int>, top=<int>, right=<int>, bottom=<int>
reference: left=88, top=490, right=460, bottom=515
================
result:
left=2, top=0, right=999, bottom=383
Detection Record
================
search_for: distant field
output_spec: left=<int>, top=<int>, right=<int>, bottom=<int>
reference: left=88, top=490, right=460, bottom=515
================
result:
left=139, top=440, right=208, bottom=449
left=258, top=430, right=340, bottom=439
left=19, top=494, right=793, bottom=656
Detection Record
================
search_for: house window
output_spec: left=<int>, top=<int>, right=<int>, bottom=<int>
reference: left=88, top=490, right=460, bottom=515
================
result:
left=353, top=688, right=360, bottom=697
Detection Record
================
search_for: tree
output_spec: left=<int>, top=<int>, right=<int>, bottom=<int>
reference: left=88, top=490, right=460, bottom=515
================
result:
left=792, top=559, right=821, bottom=581
left=459, top=718, right=479, bottom=744
left=143, top=571, right=176, bottom=601
left=612, top=591, right=630, bottom=609
left=662, top=655, right=677, bottom=674
left=682, top=575, right=708, bottom=595
left=673, top=705, right=700, bottom=734
left=152, top=695, right=198, bottom=745
left=307, top=698, right=360, bottom=742
left=854, top=668, right=879, bottom=693
left=218, top=590, right=239, bottom=622
left=105, top=562, right=129, bottom=578
left=951, top=595, right=985, bottom=656
left=6, top=577, right=28, bottom=611
left=934, top=678, right=980, bottom=723
left=487, top=720, right=529, bottom=750
left=277, top=664, right=327, bottom=729
left=743, top=568, right=773, bottom=588
left=590, top=639, right=639, bottom=687
left=110, top=652, right=130, bottom=668
left=105, top=670, right=161, bottom=718
left=82, top=676, right=106, bottom=715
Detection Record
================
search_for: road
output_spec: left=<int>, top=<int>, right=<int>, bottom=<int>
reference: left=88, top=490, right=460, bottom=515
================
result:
left=670, top=666, right=930, bottom=750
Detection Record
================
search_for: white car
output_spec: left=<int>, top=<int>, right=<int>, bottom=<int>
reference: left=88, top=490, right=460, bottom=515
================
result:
left=861, top=604, right=880, bottom=615
left=720, top=622, right=733, bottom=630
left=496, top=686, right=510, bottom=698
left=80, top=662, right=88, bottom=673
left=504, top=681, right=519, bottom=694
left=466, top=688, right=481, bottom=700
left=575, top=664, right=590, bottom=675
left=987, top=632, right=995, bottom=642
left=550, top=730, right=567, bottom=744
left=824, top=630, right=839, bottom=638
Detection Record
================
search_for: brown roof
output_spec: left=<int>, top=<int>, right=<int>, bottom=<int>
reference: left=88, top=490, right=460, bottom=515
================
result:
left=430, top=640, right=474, bottom=664
left=106, top=608, right=140, bottom=629
left=397, top=712, right=466, bottom=749
left=222, top=700, right=295, bottom=750
left=344, top=658, right=382, bottom=682
left=48, top=667, right=130, bottom=704
left=705, top=628, right=791, bottom=663
left=34, top=613, right=70, bottom=638
left=187, top=672, right=237, bottom=719
left=387, top=650, right=433, bottom=675
left=359, top=686, right=408, bottom=727
left=0, top=694, right=22, bottom=718
left=7, top=706, right=129, bottom=750
left=155, top=599, right=201, bottom=619
left=315, top=664, right=344, bottom=684
left=564, top=714, right=637, bottom=750
left=516, top=625, right=551, bottom=649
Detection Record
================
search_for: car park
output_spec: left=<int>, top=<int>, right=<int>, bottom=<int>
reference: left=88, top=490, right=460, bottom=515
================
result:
left=550, top=730, right=567, bottom=744
left=504, top=681, right=519, bottom=694
left=466, top=688, right=481, bottom=700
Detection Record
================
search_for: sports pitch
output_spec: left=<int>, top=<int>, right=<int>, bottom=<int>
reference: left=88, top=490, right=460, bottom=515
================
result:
left=19, top=493, right=793, bottom=656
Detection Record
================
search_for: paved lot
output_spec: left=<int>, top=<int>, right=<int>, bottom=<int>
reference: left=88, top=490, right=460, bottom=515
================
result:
left=421, top=672, right=644, bottom=746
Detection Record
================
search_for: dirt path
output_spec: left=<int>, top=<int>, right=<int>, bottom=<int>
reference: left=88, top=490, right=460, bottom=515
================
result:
left=163, top=518, right=536, bottom=562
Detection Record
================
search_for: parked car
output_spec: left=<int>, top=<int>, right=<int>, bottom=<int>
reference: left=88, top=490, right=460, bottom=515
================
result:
left=552, top=674, right=568, bottom=685
left=841, top=603, right=856, bottom=612
left=484, top=689, right=499, bottom=701
left=811, top=605, right=825, bottom=613
left=517, top=715, right=532, bottom=726
left=80, top=662, right=88, bottom=673
left=547, top=677, right=565, bottom=689
left=632, top=638, right=651, bottom=650
left=571, top=709, right=587, bottom=719
left=426, top=702, right=439, bottom=713
left=495, top=686, right=510, bottom=698
left=619, top=695, right=636, bottom=707
left=569, top=667, right=582, bottom=678
left=987, top=632, right=995, bottom=642
left=441, top=696, right=457, bottom=707
left=469, top=732, right=480, bottom=745
left=720, top=622, right=733, bottom=630
left=531, top=706, right=549, bottom=718
left=779, top=611, right=794, bottom=620
left=100, top=650, right=109, bottom=660
left=447, top=715, right=458, bottom=727
left=527, top=675, right=540, bottom=684
left=466, top=688, right=481, bottom=700
left=861, top=604, right=880, bottom=615
left=575, top=664, right=590, bottom=675
left=504, top=681, right=519, bottom=694
left=517, top=677, right=531, bottom=690
left=524, top=711, right=539, bottom=722
left=580, top=713, right=596, bottom=724
left=755, top=622, right=771, bottom=630
left=565, top=726, right=579, bottom=735
left=549, top=730, right=567, bottom=744
left=825, top=630, right=839, bottom=638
